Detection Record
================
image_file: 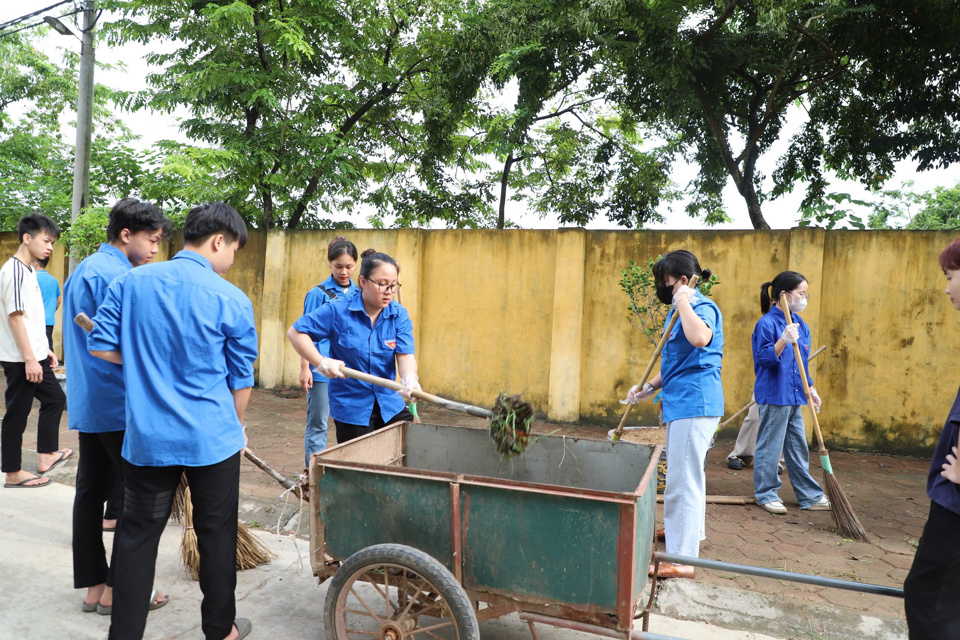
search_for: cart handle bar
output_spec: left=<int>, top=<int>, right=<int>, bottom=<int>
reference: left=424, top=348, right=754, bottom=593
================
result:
left=653, top=552, right=904, bottom=598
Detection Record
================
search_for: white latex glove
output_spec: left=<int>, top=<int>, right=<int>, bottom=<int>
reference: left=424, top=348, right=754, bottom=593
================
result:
left=672, top=285, right=695, bottom=306
left=781, top=323, right=799, bottom=344
left=621, top=382, right=655, bottom=405
left=400, top=373, right=421, bottom=402
left=318, top=357, right=346, bottom=378
left=809, top=387, right=822, bottom=413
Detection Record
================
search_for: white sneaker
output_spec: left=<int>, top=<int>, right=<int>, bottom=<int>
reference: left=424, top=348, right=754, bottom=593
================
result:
left=802, top=495, right=831, bottom=511
left=761, top=500, right=787, bottom=515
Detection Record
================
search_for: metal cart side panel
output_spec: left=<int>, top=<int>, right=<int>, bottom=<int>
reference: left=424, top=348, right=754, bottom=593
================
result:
left=459, top=483, right=621, bottom=611
left=318, top=467, right=454, bottom=572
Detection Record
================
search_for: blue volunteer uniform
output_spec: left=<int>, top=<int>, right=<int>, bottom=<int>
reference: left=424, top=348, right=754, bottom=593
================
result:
left=292, top=291, right=414, bottom=425
left=63, top=244, right=131, bottom=432
left=87, top=250, right=258, bottom=466
left=660, top=292, right=724, bottom=423
left=304, top=275, right=361, bottom=383
left=37, top=269, right=60, bottom=326
left=752, top=306, right=813, bottom=405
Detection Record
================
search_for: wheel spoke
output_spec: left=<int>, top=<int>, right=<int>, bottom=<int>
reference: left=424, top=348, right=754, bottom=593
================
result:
left=345, top=630, right=380, bottom=636
left=349, top=586, right=385, bottom=622
left=399, top=578, right=429, bottom=618
left=408, top=620, right=456, bottom=636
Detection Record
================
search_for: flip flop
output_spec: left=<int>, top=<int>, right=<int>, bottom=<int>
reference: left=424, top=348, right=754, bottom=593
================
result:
left=4, top=475, right=51, bottom=488
left=235, top=618, right=252, bottom=640
left=81, top=602, right=98, bottom=613
left=38, top=449, right=74, bottom=474
left=97, top=590, right=169, bottom=615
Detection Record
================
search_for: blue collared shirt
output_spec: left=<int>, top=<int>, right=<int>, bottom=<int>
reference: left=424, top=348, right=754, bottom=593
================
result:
left=36, top=270, right=60, bottom=326
left=87, top=251, right=258, bottom=466
left=752, top=306, right=813, bottom=406
left=660, top=292, right=724, bottom=423
left=927, top=384, right=960, bottom=516
left=292, top=291, right=414, bottom=426
left=303, top=275, right=361, bottom=383
left=63, top=244, right=132, bottom=433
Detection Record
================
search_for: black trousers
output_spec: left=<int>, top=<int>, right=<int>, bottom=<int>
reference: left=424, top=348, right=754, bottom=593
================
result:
left=334, top=400, right=414, bottom=444
left=73, top=430, right=125, bottom=589
left=45, top=325, right=54, bottom=352
left=904, top=500, right=960, bottom=639
left=0, top=358, right=66, bottom=473
left=108, top=453, right=241, bottom=640
left=103, top=471, right=124, bottom=520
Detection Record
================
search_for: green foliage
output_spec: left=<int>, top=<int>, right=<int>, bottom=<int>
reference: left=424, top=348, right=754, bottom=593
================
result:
left=797, top=193, right=868, bottom=230
left=62, top=208, right=109, bottom=262
left=100, top=0, right=490, bottom=229
left=798, top=182, right=960, bottom=231
left=619, top=256, right=720, bottom=347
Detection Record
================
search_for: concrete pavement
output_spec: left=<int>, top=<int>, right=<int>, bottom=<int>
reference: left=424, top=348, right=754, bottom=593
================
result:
left=0, top=469, right=786, bottom=640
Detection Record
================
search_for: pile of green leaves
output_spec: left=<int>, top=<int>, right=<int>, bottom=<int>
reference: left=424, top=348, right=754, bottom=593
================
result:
left=488, top=393, right=536, bottom=461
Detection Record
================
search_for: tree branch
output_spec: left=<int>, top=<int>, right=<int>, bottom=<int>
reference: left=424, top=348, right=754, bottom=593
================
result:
left=695, top=0, right=740, bottom=45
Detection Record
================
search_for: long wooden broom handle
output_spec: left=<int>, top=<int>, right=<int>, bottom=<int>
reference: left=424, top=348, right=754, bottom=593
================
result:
left=613, top=275, right=700, bottom=440
left=717, top=344, right=826, bottom=430
left=781, top=294, right=828, bottom=453
left=338, top=366, right=493, bottom=419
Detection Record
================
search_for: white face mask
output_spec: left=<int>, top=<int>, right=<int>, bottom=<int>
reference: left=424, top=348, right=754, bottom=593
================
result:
left=788, top=295, right=807, bottom=314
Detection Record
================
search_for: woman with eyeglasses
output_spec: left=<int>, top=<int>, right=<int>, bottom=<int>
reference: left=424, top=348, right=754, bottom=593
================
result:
left=751, top=271, right=829, bottom=516
left=298, top=236, right=362, bottom=466
left=287, top=249, right=421, bottom=445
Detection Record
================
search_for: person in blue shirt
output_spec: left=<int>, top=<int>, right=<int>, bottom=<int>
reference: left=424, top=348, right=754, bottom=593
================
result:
left=904, top=237, right=960, bottom=639
left=64, top=198, right=172, bottom=616
left=298, top=236, right=361, bottom=466
left=623, top=250, right=722, bottom=579
left=751, top=271, right=828, bottom=516
left=88, top=202, right=257, bottom=640
left=34, top=256, right=60, bottom=352
left=287, top=249, right=421, bottom=445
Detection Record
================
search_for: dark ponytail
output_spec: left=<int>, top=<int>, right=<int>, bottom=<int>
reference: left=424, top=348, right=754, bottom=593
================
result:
left=760, top=270, right=807, bottom=314
left=359, top=249, right=400, bottom=279
left=327, top=236, right=358, bottom=262
left=652, top=250, right=710, bottom=289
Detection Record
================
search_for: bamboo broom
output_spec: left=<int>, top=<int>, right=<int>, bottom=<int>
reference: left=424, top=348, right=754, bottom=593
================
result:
left=781, top=294, right=868, bottom=542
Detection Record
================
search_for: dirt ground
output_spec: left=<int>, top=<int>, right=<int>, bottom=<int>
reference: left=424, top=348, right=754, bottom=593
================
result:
left=19, top=385, right=923, bottom=621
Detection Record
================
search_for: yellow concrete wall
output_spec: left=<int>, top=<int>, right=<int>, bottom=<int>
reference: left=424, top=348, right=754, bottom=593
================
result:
left=36, top=227, right=960, bottom=453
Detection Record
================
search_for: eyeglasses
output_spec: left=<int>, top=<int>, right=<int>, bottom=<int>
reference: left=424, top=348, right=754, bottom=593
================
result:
left=368, top=280, right=401, bottom=293
left=790, top=291, right=809, bottom=300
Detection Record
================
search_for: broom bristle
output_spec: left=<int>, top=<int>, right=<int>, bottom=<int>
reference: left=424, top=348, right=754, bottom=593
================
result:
left=170, top=472, right=189, bottom=524
left=236, top=525, right=274, bottom=570
left=822, top=470, right=869, bottom=543
left=180, top=487, right=201, bottom=580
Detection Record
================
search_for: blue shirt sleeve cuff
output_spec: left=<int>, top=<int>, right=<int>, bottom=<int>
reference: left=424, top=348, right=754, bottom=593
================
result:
left=87, top=337, right=118, bottom=352
left=228, top=373, right=255, bottom=390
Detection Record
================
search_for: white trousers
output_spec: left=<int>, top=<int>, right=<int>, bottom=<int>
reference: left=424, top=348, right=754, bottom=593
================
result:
left=664, top=416, right=720, bottom=558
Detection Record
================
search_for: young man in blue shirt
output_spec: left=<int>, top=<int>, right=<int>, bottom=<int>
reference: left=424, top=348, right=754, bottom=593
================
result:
left=64, top=198, right=172, bottom=615
left=34, top=256, right=60, bottom=352
left=89, top=202, right=257, bottom=640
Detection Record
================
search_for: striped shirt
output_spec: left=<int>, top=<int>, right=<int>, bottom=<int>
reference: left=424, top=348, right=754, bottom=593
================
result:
left=0, top=257, right=49, bottom=362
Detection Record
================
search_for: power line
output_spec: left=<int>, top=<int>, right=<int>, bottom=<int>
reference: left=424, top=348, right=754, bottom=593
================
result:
left=0, top=1, right=72, bottom=32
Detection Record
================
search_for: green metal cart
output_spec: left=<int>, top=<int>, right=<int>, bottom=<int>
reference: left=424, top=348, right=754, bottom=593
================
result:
left=308, top=422, right=662, bottom=640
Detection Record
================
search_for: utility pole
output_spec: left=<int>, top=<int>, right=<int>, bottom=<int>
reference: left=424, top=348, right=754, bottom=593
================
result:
left=69, top=0, right=96, bottom=274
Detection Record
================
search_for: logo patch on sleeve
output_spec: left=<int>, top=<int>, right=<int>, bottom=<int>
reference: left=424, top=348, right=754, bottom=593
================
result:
left=385, top=339, right=397, bottom=349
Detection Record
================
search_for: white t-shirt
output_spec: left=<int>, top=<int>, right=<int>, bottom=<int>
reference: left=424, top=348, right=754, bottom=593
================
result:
left=0, top=257, right=50, bottom=362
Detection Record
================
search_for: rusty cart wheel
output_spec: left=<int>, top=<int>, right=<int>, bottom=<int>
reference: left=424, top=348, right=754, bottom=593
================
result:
left=324, top=543, right=479, bottom=640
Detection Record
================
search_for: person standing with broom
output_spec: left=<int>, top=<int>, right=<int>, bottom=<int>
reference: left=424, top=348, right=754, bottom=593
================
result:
left=64, top=198, right=172, bottom=615
left=622, top=250, right=723, bottom=579
left=287, top=250, right=420, bottom=444
left=751, top=271, right=830, bottom=516
left=88, top=202, right=257, bottom=640
left=904, top=237, right=960, bottom=639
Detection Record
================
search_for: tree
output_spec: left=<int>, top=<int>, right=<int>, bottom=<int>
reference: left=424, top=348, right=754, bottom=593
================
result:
left=422, top=0, right=677, bottom=229
left=0, top=31, right=169, bottom=231
left=535, top=0, right=960, bottom=229
left=101, top=0, right=495, bottom=230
